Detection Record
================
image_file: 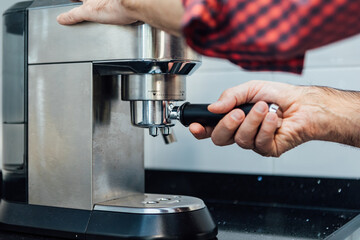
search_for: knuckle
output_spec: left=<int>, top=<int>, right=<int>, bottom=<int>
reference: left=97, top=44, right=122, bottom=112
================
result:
left=211, top=135, right=225, bottom=146
left=276, top=151, right=283, bottom=157
left=253, top=143, right=282, bottom=158
left=84, top=4, right=96, bottom=14
left=84, top=0, right=108, bottom=12
left=260, top=152, right=273, bottom=157
left=66, top=14, right=75, bottom=23
left=95, top=0, right=107, bottom=11
left=253, top=147, right=271, bottom=157
left=258, top=150, right=281, bottom=158
left=260, top=127, right=273, bottom=136
left=253, top=110, right=265, bottom=119
left=247, top=80, right=262, bottom=89
left=254, top=142, right=267, bottom=154
left=273, top=152, right=282, bottom=158
left=234, top=135, right=253, bottom=149
left=84, top=4, right=93, bottom=12
left=222, top=119, right=235, bottom=132
left=221, top=89, right=233, bottom=99
left=257, top=150, right=270, bottom=157
left=121, top=0, right=140, bottom=11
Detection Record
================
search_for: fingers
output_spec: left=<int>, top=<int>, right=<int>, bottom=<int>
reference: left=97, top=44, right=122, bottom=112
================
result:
left=254, top=112, right=279, bottom=156
left=57, top=6, right=87, bottom=25
left=210, top=109, right=245, bottom=146
left=189, top=123, right=214, bottom=140
left=233, top=101, right=280, bottom=156
left=234, top=101, right=269, bottom=149
left=191, top=101, right=282, bottom=156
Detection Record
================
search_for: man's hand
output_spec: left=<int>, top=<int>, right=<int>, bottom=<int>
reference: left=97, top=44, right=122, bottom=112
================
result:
left=57, top=0, right=184, bottom=36
left=57, top=0, right=138, bottom=25
left=190, top=80, right=360, bottom=157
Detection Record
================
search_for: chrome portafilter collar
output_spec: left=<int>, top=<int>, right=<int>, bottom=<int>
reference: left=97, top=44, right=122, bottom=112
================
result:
left=129, top=100, right=174, bottom=136
left=121, top=74, right=186, bottom=138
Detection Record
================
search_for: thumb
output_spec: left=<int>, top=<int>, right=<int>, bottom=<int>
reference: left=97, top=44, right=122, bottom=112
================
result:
left=57, top=6, right=86, bottom=25
left=208, top=84, right=249, bottom=114
left=208, top=99, right=235, bottom=114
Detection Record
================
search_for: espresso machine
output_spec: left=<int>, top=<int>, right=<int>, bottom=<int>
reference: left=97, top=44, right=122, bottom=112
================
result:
left=1, top=1, right=281, bottom=239
left=1, top=0, right=219, bottom=239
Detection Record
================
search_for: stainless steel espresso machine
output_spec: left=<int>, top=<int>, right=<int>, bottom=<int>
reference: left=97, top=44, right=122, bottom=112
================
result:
left=1, top=1, right=218, bottom=239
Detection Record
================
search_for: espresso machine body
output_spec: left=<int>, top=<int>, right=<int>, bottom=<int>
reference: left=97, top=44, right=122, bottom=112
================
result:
left=1, top=1, right=217, bottom=239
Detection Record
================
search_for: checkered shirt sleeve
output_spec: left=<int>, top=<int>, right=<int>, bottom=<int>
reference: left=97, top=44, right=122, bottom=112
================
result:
left=181, top=0, right=360, bottom=74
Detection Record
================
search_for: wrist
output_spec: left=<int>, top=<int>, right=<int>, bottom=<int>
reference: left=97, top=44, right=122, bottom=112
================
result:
left=303, top=86, right=360, bottom=147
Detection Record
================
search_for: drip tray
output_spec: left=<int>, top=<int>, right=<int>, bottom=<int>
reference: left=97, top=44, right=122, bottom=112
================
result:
left=94, top=193, right=206, bottom=214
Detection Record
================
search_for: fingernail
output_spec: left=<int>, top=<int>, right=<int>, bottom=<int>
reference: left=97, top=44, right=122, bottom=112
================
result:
left=266, top=113, right=277, bottom=121
left=255, top=103, right=267, bottom=113
left=231, top=111, right=242, bottom=121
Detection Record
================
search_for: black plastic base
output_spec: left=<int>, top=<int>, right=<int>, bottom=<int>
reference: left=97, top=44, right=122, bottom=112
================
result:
left=0, top=201, right=217, bottom=240
left=0, top=201, right=90, bottom=239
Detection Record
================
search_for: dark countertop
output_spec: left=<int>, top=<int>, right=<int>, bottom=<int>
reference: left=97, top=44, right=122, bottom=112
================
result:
left=210, top=202, right=358, bottom=240
left=145, top=170, right=360, bottom=240
left=2, top=170, right=360, bottom=240
left=0, top=201, right=359, bottom=240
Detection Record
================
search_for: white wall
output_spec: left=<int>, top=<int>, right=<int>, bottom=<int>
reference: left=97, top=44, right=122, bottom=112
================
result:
left=145, top=35, right=360, bottom=179
left=0, top=1, right=20, bottom=166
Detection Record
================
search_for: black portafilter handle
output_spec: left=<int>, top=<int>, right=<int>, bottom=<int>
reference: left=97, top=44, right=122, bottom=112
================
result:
left=176, top=102, right=277, bottom=127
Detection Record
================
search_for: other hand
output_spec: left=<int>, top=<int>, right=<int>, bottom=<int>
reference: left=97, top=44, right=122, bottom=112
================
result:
left=57, top=0, right=184, bottom=36
left=57, top=0, right=138, bottom=25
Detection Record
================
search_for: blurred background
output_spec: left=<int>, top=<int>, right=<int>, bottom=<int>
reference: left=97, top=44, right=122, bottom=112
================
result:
left=1, top=1, right=360, bottom=178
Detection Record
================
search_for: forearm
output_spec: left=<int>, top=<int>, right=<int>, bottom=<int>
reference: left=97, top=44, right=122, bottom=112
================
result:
left=305, top=87, right=360, bottom=147
left=121, top=0, right=184, bottom=36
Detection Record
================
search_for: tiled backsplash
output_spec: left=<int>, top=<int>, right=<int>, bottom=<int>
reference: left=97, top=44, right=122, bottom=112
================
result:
left=145, top=34, right=360, bottom=178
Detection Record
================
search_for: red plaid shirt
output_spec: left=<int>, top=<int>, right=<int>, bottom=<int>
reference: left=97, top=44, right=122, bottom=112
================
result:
left=181, top=0, right=360, bottom=74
